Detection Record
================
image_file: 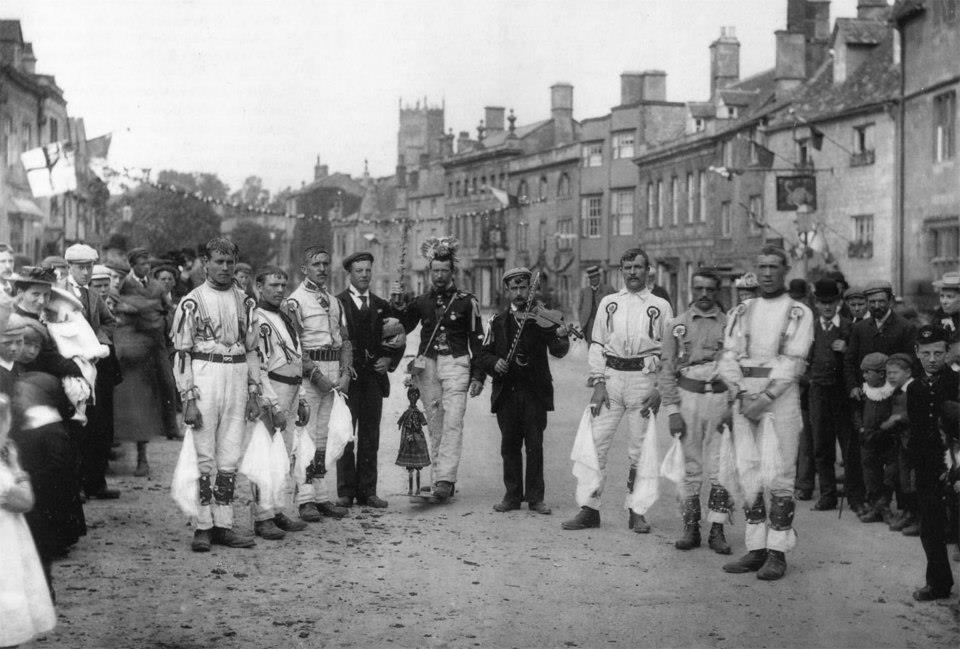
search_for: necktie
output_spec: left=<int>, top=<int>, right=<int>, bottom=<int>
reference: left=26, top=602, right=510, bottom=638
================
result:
left=359, top=295, right=369, bottom=313
left=822, top=319, right=831, bottom=332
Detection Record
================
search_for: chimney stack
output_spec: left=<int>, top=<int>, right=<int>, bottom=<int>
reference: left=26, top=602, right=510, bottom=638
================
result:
left=457, top=130, right=472, bottom=154
left=775, top=30, right=806, bottom=97
left=20, top=42, right=36, bottom=74
left=550, top=83, right=573, bottom=121
left=857, top=0, right=888, bottom=20
left=621, top=71, right=667, bottom=105
left=709, top=27, right=740, bottom=100
left=438, top=129, right=455, bottom=157
left=313, top=155, right=328, bottom=181
left=484, top=106, right=505, bottom=132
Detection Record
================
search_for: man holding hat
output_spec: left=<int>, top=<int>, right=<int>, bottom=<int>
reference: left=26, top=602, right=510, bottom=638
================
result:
left=843, top=279, right=915, bottom=514
left=471, top=267, right=569, bottom=515
left=335, top=251, right=405, bottom=508
left=803, top=278, right=853, bottom=511
left=65, top=243, right=121, bottom=498
left=577, top=266, right=614, bottom=345
left=905, top=325, right=959, bottom=601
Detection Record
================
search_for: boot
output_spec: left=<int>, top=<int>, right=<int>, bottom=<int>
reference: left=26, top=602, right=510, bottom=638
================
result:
left=858, top=504, right=883, bottom=523
left=254, top=519, right=286, bottom=540
left=432, top=481, right=454, bottom=502
left=626, top=467, right=636, bottom=529
left=317, top=501, right=349, bottom=518
left=675, top=496, right=701, bottom=550
left=890, top=510, right=915, bottom=532
left=723, top=549, right=767, bottom=573
left=274, top=512, right=307, bottom=532
left=756, top=549, right=787, bottom=580
left=708, top=523, right=732, bottom=555
left=191, top=528, right=212, bottom=552
left=879, top=502, right=897, bottom=526
left=134, top=443, right=149, bottom=477
left=561, top=506, right=600, bottom=530
left=210, top=527, right=256, bottom=548
left=632, top=514, right=651, bottom=534
left=299, top=502, right=322, bottom=522
left=901, top=522, right=920, bottom=536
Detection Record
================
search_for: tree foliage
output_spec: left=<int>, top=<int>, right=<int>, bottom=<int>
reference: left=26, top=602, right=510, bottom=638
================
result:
left=156, top=170, right=230, bottom=202
left=230, top=220, right=279, bottom=271
left=123, top=187, right=221, bottom=255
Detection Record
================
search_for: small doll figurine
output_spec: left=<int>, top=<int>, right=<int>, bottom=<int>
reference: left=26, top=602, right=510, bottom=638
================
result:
left=395, top=385, right=430, bottom=496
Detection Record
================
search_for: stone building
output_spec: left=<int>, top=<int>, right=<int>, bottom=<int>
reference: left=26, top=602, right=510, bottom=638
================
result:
left=892, top=0, right=959, bottom=308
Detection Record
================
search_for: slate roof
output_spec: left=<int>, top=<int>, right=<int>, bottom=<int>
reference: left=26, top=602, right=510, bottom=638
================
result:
left=480, top=119, right=550, bottom=148
left=833, top=18, right=889, bottom=45
left=718, top=88, right=759, bottom=107
left=688, top=102, right=716, bottom=118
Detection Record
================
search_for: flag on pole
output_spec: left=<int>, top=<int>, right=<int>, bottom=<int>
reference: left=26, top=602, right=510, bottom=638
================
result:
left=752, top=142, right=775, bottom=168
left=84, top=133, right=112, bottom=182
left=21, top=141, right=78, bottom=197
left=484, top=185, right=520, bottom=209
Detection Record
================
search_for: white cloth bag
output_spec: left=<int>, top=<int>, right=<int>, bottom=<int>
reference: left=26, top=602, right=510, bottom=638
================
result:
left=732, top=409, right=762, bottom=502
left=570, top=407, right=601, bottom=507
left=240, top=420, right=276, bottom=503
left=717, top=424, right=740, bottom=501
left=325, top=390, right=355, bottom=473
left=291, top=426, right=316, bottom=485
left=659, top=436, right=685, bottom=485
left=170, top=427, right=200, bottom=518
left=625, top=416, right=660, bottom=515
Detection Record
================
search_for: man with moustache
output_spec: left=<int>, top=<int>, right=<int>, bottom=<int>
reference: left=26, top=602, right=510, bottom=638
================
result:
left=472, top=267, right=569, bottom=515
left=335, top=251, right=405, bottom=509
left=171, top=237, right=263, bottom=551
left=285, top=246, right=353, bottom=522
left=659, top=267, right=733, bottom=554
left=718, top=246, right=813, bottom=581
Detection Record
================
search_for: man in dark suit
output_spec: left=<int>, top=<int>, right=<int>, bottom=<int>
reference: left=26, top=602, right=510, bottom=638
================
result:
left=470, top=267, right=570, bottom=514
left=335, top=252, right=404, bottom=508
left=577, top=265, right=614, bottom=345
left=64, top=244, right=122, bottom=497
left=842, top=280, right=916, bottom=514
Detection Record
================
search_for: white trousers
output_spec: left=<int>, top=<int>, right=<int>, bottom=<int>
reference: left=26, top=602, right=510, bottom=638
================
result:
left=297, top=360, right=339, bottom=505
left=415, top=355, right=471, bottom=485
left=677, top=374, right=729, bottom=523
left=585, top=369, right=657, bottom=510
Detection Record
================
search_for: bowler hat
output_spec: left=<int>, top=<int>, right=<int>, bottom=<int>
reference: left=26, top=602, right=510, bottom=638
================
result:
left=812, top=279, right=840, bottom=302
left=788, top=278, right=808, bottom=299
left=342, top=251, right=374, bottom=270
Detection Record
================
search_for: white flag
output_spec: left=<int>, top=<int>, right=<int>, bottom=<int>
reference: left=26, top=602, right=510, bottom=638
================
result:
left=21, top=141, right=78, bottom=197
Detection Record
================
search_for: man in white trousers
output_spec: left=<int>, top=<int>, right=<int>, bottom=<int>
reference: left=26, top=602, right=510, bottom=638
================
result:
left=718, top=245, right=814, bottom=580
left=171, top=237, right=262, bottom=552
left=562, top=247, right=671, bottom=533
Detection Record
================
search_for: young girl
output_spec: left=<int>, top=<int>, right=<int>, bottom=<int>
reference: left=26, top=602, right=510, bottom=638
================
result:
left=0, top=393, right=57, bottom=647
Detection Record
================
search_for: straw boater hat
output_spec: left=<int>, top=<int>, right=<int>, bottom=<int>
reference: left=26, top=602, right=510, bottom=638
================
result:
left=933, top=271, right=960, bottom=291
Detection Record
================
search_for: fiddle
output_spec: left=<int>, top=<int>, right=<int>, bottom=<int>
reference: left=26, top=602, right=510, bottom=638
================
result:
left=515, top=303, right=585, bottom=340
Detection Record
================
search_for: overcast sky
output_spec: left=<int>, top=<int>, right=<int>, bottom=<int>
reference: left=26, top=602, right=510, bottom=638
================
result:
left=5, top=0, right=859, bottom=195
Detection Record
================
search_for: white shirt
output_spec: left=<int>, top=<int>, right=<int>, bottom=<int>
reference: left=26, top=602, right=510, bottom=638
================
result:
left=0, top=358, right=13, bottom=371
left=348, top=284, right=371, bottom=311
left=820, top=313, right=840, bottom=330
left=588, top=288, right=673, bottom=378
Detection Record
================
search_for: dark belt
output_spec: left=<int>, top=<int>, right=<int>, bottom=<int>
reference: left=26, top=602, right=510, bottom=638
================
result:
left=268, top=371, right=302, bottom=386
left=740, top=366, right=772, bottom=378
left=606, top=356, right=648, bottom=371
left=678, top=375, right=728, bottom=394
left=191, top=351, right=246, bottom=364
left=306, top=348, right=341, bottom=361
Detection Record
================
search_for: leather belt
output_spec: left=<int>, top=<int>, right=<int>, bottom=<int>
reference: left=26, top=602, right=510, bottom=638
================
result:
left=678, top=375, right=727, bottom=394
left=268, top=371, right=302, bottom=386
left=306, top=348, right=341, bottom=361
left=191, top=352, right=246, bottom=364
left=740, top=366, right=772, bottom=378
left=606, top=356, right=648, bottom=371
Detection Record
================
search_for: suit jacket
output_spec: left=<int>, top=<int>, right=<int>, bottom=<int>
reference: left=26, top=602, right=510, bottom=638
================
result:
left=475, top=306, right=569, bottom=413
left=806, top=316, right=852, bottom=386
left=336, top=289, right=403, bottom=398
left=75, top=284, right=116, bottom=345
left=0, top=362, right=21, bottom=397
left=843, top=310, right=917, bottom=393
left=577, top=283, right=615, bottom=329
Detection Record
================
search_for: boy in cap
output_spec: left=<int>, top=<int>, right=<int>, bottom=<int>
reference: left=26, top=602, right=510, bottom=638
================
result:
left=577, top=265, right=614, bottom=345
left=472, top=267, right=569, bottom=515
left=804, top=279, right=853, bottom=512
left=905, top=325, right=958, bottom=601
left=879, top=353, right=918, bottom=534
left=843, top=287, right=869, bottom=324
left=856, top=352, right=895, bottom=523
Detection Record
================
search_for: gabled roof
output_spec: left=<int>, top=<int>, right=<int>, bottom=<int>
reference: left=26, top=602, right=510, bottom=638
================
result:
left=833, top=18, right=889, bottom=46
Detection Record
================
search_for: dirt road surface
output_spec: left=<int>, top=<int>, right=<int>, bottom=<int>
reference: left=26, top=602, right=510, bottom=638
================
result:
left=27, top=338, right=959, bottom=648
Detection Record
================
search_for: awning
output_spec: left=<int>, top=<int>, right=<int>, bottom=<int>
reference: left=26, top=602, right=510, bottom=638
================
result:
left=4, top=195, right=45, bottom=219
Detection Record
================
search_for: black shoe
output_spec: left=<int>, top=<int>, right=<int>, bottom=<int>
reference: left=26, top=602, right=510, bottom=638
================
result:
left=191, top=529, right=212, bottom=553
left=88, top=488, right=121, bottom=500
left=493, top=500, right=521, bottom=512
left=912, top=585, right=951, bottom=602
left=757, top=550, right=787, bottom=580
left=858, top=506, right=884, bottom=523
left=561, top=506, right=600, bottom=530
left=274, top=512, right=307, bottom=532
left=254, top=519, right=286, bottom=540
left=357, top=495, right=388, bottom=508
left=811, top=498, right=837, bottom=511
left=795, top=489, right=813, bottom=501
left=708, top=523, right=732, bottom=555
left=433, top=481, right=454, bottom=501
left=210, top=527, right=256, bottom=548
left=528, top=501, right=552, bottom=515
left=723, top=549, right=768, bottom=573
left=901, top=523, right=920, bottom=536
left=675, top=524, right=701, bottom=550
left=633, top=514, right=651, bottom=534
left=335, top=496, right=354, bottom=508
left=299, top=502, right=322, bottom=522
left=317, top=501, right=349, bottom=518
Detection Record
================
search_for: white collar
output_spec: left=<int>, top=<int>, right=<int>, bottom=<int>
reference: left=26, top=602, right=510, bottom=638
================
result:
left=862, top=382, right=895, bottom=401
left=821, top=314, right=840, bottom=328
left=0, top=358, right=13, bottom=371
left=23, top=405, right=61, bottom=429
left=875, top=310, right=892, bottom=329
left=348, top=285, right=370, bottom=299
left=617, top=287, right=650, bottom=298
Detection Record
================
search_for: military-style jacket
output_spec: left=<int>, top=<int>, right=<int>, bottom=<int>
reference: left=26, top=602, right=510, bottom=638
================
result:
left=398, top=285, right=483, bottom=360
left=659, top=305, right=726, bottom=411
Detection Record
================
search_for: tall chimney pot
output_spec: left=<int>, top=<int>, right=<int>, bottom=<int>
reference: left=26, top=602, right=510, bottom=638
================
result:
left=709, top=27, right=740, bottom=100
left=484, top=106, right=505, bottom=131
left=775, top=30, right=806, bottom=97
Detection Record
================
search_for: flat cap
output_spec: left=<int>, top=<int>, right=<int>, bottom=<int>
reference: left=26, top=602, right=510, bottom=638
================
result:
left=916, top=324, right=949, bottom=345
left=342, top=251, right=374, bottom=270
left=64, top=243, right=99, bottom=264
left=585, top=265, right=601, bottom=276
left=91, top=264, right=112, bottom=282
left=235, top=262, right=253, bottom=274
left=863, top=279, right=893, bottom=296
left=886, top=352, right=914, bottom=368
left=2, top=313, right=30, bottom=337
left=843, top=286, right=865, bottom=300
left=104, top=259, right=130, bottom=276
left=734, top=272, right=759, bottom=289
left=502, top=267, right=532, bottom=285
left=21, top=318, right=47, bottom=342
left=127, top=247, right=150, bottom=264
left=860, top=352, right=889, bottom=371
left=40, top=255, right=67, bottom=269
left=933, top=271, right=960, bottom=291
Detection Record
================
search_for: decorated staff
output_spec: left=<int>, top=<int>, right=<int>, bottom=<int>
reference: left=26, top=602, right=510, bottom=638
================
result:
left=718, top=245, right=813, bottom=581
left=562, top=248, right=671, bottom=533
left=395, top=237, right=483, bottom=503
left=470, top=266, right=569, bottom=515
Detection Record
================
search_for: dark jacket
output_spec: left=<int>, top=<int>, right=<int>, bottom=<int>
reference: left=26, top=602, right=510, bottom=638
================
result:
left=15, top=307, right=82, bottom=379
left=475, top=306, right=569, bottom=413
left=843, top=310, right=916, bottom=393
left=577, top=283, right=615, bottom=333
left=336, top=289, right=403, bottom=398
left=905, top=368, right=960, bottom=469
left=398, top=286, right=483, bottom=360
left=74, top=283, right=116, bottom=345
left=807, top=316, right=852, bottom=386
